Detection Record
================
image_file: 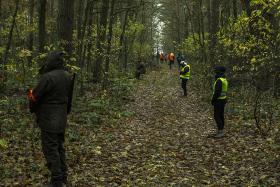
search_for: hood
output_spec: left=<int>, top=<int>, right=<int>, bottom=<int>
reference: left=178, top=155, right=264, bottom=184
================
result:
left=215, top=72, right=225, bottom=79
left=39, top=51, right=65, bottom=74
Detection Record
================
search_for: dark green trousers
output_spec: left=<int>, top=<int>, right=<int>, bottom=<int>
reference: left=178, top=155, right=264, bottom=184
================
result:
left=41, top=131, right=67, bottom=186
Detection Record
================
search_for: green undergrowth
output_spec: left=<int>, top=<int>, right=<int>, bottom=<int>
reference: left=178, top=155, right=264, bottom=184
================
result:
left=70, top=76, right=136, bottom=130
left=0, top=74, right=138, bottom=185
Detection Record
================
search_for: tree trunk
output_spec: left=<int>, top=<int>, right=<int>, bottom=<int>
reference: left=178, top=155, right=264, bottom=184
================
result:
left=0, top=0, right=2, bottom=46
left=104, top=0, right=116, bottom=76
left=28, top=0, right=34, bottom=64
left=77, top=0, right=85, bottom=38
left=233, top=0, right=238, bottom=20
left=243, top=0, right=251, bottom=17
left=207, top=0, right=212, bottom=33
left=77, top=0, right=87, bottom=68
left=1, top=0, right=20, bottom=89
left=38, top=0, right=47, bottom=53
left=209, top=0, right=221, bottom=65
left=86, top=2, right=95, bottom=75
left=118, top=9, right=129, bottom=70
left=58, top=0, right=75, bottom=56
left=92, top=0, right=109, bottom=83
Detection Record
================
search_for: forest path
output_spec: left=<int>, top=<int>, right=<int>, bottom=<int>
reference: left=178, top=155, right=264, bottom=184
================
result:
left=70, top=64, right=278, bottom=186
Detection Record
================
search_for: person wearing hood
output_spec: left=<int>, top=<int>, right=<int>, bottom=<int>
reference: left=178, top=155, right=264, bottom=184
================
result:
left=211, top=66, right=228, bottom=138
left=28, top=51, right=73, bottom=187
left=179, top=61, right=190, bottom=96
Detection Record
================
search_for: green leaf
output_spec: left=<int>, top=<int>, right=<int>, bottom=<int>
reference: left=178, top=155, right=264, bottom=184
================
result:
left=0, top=139, right=8, bottom=149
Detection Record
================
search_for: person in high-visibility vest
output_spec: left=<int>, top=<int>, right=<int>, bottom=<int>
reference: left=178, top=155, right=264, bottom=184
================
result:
left=211, top=66, right=228, bottom=138
left=179, top=61, right=190, bottom=96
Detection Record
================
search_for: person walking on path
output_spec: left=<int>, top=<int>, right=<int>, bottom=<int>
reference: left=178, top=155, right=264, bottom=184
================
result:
left=168, top=52, right=175, bottom=70
left=28, top=51, right=73, bottom=187
left=211, top=66, right=228, bottom=138
left=179, top=61, right=190, bottom=96
left=135, top=60, right=146, bottom=80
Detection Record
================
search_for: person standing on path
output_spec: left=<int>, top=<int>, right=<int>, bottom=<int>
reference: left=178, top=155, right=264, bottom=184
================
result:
left=28, top=51, right=73, bottom=187
left=211, top=66, right=228, bottom=138
left=168, top=52, right=175, bottom=70
left=179, top=61, right=190, bottom=96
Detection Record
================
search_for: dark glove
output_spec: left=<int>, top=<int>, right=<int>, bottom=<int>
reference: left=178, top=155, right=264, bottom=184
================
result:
left=211, top=99, right=215, bottom=106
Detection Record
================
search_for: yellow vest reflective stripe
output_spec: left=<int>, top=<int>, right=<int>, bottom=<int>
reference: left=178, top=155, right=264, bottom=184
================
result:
left=180, top=65, right=191, bottom=79
left=213, top=78, right=228, bottom=99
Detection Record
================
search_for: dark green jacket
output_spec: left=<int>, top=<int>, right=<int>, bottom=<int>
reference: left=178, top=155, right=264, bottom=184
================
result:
left=33, top=52, right=72, bottom=133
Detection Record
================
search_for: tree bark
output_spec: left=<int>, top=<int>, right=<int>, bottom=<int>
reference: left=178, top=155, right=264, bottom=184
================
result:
left=243, top=0, right=251, bottom=17
left=233, top=0, right=238, bottom=20
left=28, top=0, right=34, bottom=64
left=209, top=0, right=221, bottom=65
left=104, top=0, right=116, bottom=76
left=1, top=0, right=20, bottom=88
left=92, top=0, right=109, bottom=83
left=118, top=9, right=129, bottom=70
left=38, top=0, right=47, bottom=52
left=58, top=0, right=75, bottom=56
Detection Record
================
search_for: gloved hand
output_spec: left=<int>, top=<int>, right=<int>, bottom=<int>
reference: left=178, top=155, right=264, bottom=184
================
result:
left=211, top=99, right=215, bottom=106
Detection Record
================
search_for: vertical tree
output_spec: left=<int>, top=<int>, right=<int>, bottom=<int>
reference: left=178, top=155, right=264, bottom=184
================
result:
left=57, top=0, right=75, bottom=56
left=38, top=0, right=46, bottom=52
left=104, top=0, right=116, bottom=75
left=28, top=0, right=34, bottom=64
left=92, top=0, right=109, bottom=83
left=209, top=0, right=221, bottom=65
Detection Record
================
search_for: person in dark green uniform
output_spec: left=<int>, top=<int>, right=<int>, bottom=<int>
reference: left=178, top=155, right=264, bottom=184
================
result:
left=211, top=66, right=228, bottom=138
left=179, top=61, right=190, bottom=96
left=28, top=51, right=73, bottom=187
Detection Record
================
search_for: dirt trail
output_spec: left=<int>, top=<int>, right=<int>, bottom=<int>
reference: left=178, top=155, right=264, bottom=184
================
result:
left=70, top=65, right=278, bottom=186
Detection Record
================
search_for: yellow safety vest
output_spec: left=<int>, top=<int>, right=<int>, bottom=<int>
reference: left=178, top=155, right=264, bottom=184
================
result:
left=180, top=65, right=191, bottom=79
left=213, top=77, right=228, bottom=99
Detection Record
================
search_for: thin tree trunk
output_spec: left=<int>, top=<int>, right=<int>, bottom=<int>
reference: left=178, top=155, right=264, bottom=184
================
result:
left=92, top=0, right=109, bottom=83
left=38, top=0, right=47, bottom=52
left=233, top=0, right=238, bottom=20
left=103, top=0, right=116, bottom=88
left=209, top=0, right=220, bottom=65
left=28, top=0, right=34, bottom=64
left=58, top=0, right=75, bottom=56
left=0, top=0, right=2, bottom=46
left=86, top=3, right=95, bottom=76
left=207, top=0, right=211, bottom=33
left=199, top=0, right=207, bottom=64
left=76, top=0, right=86, bottom=61
left=1, top=0, right=19, bottom=90
left=118, top=9, right=129, bottom=70
left=243, top=0, right=251, bottom=17
left=49, top=0, right=55, bottom=18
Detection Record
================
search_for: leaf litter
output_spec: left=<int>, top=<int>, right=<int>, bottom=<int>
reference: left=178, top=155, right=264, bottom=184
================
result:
left=1, top=66, right=279, bottom=186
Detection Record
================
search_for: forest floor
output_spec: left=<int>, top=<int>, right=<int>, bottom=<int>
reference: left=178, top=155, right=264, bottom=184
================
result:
left=1, top=64, right=280, bottom=186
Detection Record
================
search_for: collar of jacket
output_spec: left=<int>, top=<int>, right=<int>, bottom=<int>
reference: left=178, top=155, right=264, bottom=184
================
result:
left=215, top=73, right=225, bottom=79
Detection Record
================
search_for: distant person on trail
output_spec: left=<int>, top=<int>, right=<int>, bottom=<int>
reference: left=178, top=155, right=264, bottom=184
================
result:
left=159, top=52, right=164, bottom=63
left=28, top=51, right=74, bottom=187
left=135, top=60, right=146, bottom=79
left=164, top=53, right=168, bottom=63
left=168, top=52, right=175, bottom=69
left=179, top=61, right=190, bottom=96
left=211, top=66, right=228, bottom=138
